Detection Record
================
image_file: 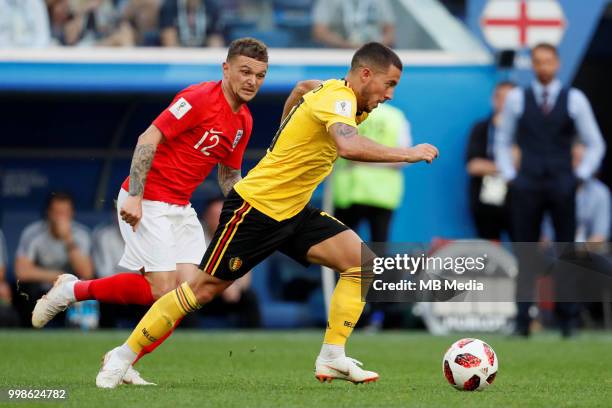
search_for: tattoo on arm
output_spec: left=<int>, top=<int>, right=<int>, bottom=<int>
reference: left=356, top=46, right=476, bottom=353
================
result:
left=218, top=164, right=242, bottom=196
left=128, top=144, right=156, bottom=196
left=331, top=123, right=357, bottom=138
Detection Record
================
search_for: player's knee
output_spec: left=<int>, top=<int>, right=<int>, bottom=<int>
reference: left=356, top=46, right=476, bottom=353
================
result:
left=190, top=278, right=224, bottom=305
left=197, top=281, right=223, bottom=304
left=195, top=289, right=215, bottom=305
left=149, top=277, right=178, bottom=300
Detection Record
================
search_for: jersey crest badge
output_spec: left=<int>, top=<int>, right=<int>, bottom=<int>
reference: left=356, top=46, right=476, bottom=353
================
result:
left=232, top=130, right=244, bottom=148
left=229, top=257, right=243, bottom=272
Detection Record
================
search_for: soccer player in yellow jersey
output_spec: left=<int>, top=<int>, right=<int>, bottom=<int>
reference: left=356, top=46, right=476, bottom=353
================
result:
left=96, top=42, right=439, bottom=388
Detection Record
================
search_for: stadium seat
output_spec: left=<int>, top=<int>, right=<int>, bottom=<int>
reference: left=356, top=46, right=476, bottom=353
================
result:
left=250, top=258, right=315, bottom=328
left=228, top=28, right=293, bottom=48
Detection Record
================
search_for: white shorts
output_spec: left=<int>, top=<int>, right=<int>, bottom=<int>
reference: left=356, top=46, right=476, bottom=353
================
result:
left=117, top=189, right=206, bottom=272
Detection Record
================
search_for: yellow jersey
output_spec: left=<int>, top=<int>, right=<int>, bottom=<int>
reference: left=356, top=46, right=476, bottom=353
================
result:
left=234, top=79, right=368, bottom=221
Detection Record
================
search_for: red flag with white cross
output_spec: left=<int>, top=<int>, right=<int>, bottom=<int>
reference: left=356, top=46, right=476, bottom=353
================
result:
left=480, top=0, right=567, bottom=50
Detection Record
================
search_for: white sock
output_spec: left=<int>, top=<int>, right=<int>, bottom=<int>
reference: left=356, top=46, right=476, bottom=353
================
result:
left=63, top=280, right=77, bottom=303
left=319, top=343, right=345, bottom=361
left=116, top=343, right=137, bottom=363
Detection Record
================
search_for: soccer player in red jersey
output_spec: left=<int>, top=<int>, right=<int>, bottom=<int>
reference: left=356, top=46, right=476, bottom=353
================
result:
left=31, top=38, right=269, bottom=384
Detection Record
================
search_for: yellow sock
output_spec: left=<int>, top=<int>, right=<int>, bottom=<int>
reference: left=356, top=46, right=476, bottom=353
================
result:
left=126, top=282, right=200, bottom=354
left=323, top=267, right=367, bottom=346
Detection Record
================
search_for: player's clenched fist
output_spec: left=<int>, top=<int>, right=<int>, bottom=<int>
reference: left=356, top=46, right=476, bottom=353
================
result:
left=120, top=195, right=143, bottom=231
left=406, top=143, right=439, bottom=164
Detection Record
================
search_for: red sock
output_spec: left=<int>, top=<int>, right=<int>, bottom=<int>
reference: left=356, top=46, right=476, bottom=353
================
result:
left=74, top=273, right=154, bottom=305
left=132, top=317, right=184, bottom=365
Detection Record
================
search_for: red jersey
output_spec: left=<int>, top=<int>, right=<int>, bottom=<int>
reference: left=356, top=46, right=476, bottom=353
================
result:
left=121, top=81, right=252, bottom=205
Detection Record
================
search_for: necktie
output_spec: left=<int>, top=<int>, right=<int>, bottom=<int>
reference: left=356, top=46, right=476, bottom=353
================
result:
left=541, top=90, right=550, bottom=114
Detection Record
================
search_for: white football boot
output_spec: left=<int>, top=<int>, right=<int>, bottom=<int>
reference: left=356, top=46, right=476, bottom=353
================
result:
left=32, top=274, right=78, bottom=328
left=122, top=365, right=156, bottom=386
left=315, top=356, right=379, bottom=384
left=96, top=348, right=132, bottom=389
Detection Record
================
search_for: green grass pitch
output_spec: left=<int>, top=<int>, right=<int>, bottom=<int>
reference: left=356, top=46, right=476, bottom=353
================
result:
left=1, top=330, right=611, bottom=407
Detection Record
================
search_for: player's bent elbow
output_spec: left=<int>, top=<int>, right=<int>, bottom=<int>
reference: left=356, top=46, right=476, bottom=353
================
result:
left=137, top=125, right=163, bottom=146
left=336, top=143, right=359, bottom=160
left=336, top=145, right=351, bottom=160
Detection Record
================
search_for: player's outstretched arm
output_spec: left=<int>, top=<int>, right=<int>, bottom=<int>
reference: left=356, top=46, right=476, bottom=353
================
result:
left=329, top=123, right=439, bottom=164
left=121, top=125, right=164, bottom=230
left=218, top=164, right=242, bottom=196
left=281, top=80, right=322, bottom=121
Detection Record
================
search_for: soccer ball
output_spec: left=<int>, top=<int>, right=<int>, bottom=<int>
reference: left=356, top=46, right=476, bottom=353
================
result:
left=442, top=338, right=498, bottom=391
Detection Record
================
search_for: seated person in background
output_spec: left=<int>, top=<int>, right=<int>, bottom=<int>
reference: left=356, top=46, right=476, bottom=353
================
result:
left=0, top=229, right=20, bottom=327
left=542, top=143, right=611, bottom=244
left=0, top=0, right=51, bottom=48
left=92, top=210, right=147, bottom=328
left=14, top=192, right=94, bottom=326
left=160, top=0, right=224, bottom=47
left=48, top=0, right=134, bottom=46
left=571, top=144, right=611, bottom=245
left=200, top=195, right=260, bottom=328
left=312, top=0, right=395, bottom=49
left=119, top=0, right=163, bottom=45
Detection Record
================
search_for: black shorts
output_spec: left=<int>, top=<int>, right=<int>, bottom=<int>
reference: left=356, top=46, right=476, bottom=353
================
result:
left=199, top=189, right=349, bottom=281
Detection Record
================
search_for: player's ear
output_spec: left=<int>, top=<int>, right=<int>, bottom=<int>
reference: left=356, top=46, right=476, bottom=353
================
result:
left=222, top=61, right=230, bottom=78
left=360, top=66, right=372, bottom=83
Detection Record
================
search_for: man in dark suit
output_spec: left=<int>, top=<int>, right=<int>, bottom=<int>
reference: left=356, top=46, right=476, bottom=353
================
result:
left=495, top=43, right=606, bottom=337
left=495, top=44, right=605, bottom=336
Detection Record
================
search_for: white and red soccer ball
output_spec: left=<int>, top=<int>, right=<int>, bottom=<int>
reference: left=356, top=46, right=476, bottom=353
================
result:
left=442, top=338, right=498, bottom=391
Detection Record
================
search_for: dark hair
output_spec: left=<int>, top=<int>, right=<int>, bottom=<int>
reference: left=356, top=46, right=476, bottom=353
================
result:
left=45, top=191, right=74, bottom=211
left=227, top=37, right=268, bottom=63
left=350, top=42, right=402, bottom=73
left=531, top=43, right=558, bottom=57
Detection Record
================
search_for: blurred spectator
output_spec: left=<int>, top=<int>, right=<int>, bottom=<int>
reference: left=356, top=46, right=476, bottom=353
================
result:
left=332, top=103, right=411, bottom=330
left=120, top=0, right=162, bottom=46
left=200, top=195, right=261, bottom=328
left=333, top=103, right=411, bottom=241
left=47, top=0, right=73, bottom=44
left=495, top=43, right=606, bottom=337
left=465, top=81, right=516, bottom=240
left=13, top=192, right=94, bottom=326
left=539, top=143, right=610, bottom=332
left=0, top=0, right=51, bottom=48
left=312, top=0, right=395, bottom=48
left=542, top=143, right=611, bottom=244
left=0, top=229, right=20, bottom=327
left=159, top=0, right=224, bottom=47
left=91, top=213, right=125, bottom=279
left=571, top=144, right=611, bottom=244
left=48, top=0, right=133, bottom=46
left=573, top=177, right=611, bottom=242
left=92, top=211, right=145, bottom=328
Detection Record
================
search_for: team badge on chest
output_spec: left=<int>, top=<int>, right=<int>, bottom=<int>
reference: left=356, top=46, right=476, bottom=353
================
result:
left=232, top=130, right=244, bottom=148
